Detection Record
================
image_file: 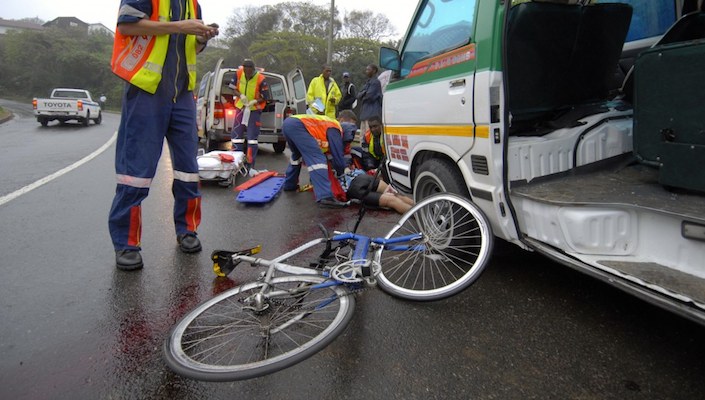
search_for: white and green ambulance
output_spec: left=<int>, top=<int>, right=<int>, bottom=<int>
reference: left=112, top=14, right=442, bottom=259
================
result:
left=380, top=0, right=705, bottom=324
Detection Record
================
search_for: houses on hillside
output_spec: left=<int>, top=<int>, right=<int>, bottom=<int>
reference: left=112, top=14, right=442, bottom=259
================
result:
left=0, top=16, right=113, bottom=36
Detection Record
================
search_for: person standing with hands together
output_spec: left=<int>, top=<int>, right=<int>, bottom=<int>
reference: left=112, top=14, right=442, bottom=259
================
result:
left=109, top=0, right=219, bottom=271
left=307, top=64, right=342, bottom=119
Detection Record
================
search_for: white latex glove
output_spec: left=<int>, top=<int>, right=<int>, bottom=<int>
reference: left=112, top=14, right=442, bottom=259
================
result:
left=344, top=167, right=351, bottom=175
left=247, top=99, right=258, bottom=107
left=239, top=94, right=248, bottom=102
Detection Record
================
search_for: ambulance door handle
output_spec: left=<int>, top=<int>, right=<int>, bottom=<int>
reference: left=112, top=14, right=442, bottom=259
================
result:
left=449, top=79, right=466, bottom=89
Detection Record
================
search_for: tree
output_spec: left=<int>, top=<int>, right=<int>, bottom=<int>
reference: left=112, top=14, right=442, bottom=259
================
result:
left=341, top=10, right=397, bottom=41
left=221, top=1, right=394, bottom=82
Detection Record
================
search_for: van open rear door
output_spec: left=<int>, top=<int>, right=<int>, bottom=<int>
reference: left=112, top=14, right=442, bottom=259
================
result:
left=286, top=68, right=307, bottom=115
left=205, top=58, right=224, bottom=133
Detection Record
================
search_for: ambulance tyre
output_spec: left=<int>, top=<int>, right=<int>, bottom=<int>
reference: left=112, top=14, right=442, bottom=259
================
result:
left=82, top=112, right=90, bottom=126
left=94, top=112, right=102, bottom=125
left=413, top=158, right=471, bottom=202
left=39, top=118, right=48, bottom=127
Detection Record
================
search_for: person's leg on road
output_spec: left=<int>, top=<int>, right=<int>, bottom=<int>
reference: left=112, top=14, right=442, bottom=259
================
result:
left=109, top=87, right=169, bottom=269
left=246, top=111, right=261, bottom=169
left=231, top=108, right=246, bottom=152
left=166, top=90, right=202, bottom=253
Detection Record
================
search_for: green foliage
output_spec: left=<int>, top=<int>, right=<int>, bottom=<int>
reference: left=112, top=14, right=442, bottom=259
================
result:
left=0, top=28, right=121, bottom=108
left=0, top=2, right=393, bottom=110
left=221, top=1, right=391, bottom=86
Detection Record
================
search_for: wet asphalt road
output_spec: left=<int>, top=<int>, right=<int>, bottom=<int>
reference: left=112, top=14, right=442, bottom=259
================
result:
left=1, top=98, right=705, bottom=400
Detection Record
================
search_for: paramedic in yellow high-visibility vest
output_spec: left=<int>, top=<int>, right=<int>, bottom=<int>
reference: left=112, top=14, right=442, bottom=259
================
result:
left=228, top=58, right=271, bottom=175
left=109, top=0, right=218, bottom=271
left=306, top=64, right=342, bottom=119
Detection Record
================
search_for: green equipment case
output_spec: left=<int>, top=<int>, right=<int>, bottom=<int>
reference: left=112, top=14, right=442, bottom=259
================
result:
left=633, top=40, right=705, bottom=193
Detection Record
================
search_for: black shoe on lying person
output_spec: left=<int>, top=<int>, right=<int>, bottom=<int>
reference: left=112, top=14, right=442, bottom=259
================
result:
left=318, top=197, right=349, bottom=209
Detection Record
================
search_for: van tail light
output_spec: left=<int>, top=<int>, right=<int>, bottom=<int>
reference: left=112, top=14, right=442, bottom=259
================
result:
left=213, top=104, right=224, bottom=119
left=77, top=100, right=83, bottom=111
left=32, top=99, right=37, bottom=109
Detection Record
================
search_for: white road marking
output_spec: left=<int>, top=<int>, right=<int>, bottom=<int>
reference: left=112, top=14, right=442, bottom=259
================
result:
left=0, top=131, right=117, bottom=207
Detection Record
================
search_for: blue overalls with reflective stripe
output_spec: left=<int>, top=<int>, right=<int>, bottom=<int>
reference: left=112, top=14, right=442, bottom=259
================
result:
left=109, top=0, right=202, bottom=251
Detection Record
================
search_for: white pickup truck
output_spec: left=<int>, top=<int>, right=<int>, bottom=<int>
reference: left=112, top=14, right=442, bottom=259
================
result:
left=33, top=88, right=103, bottom=127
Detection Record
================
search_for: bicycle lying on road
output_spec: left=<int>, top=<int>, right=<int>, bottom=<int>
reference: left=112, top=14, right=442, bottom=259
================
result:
left=163, top=192, right=494, bottom=381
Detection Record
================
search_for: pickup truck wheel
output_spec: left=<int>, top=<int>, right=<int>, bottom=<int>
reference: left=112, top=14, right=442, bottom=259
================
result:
left=82, top=111, right=90, bottom=127
left=413, top=158, right=471, bottom=203
left=39, top=118, right=48, bottom=127
left=273, top=142, right=286, bottom=153
left=94, top=112, right=102, bottom=125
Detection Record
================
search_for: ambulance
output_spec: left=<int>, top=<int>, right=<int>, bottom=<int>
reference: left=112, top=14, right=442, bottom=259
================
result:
left=380, top=0, right=705, bottom=324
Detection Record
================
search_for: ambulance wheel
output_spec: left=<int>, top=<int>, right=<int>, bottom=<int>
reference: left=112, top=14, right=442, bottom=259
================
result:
left=413, top=158, right=470, bottom=202
left=39, top=118, right=48, bottom=127
left=94, top=112, right=102, bottom=125
left=82, top=112, right=90, bottom=126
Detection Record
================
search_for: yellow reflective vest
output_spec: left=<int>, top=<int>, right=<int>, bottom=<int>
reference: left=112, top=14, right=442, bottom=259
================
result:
left=111, top=0, right=198, bottom=94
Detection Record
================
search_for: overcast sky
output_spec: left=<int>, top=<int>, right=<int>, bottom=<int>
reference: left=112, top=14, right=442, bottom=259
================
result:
left=2, top=0, right=417, bottom=39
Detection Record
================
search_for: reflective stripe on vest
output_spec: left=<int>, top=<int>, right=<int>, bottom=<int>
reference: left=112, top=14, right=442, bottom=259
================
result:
left=235, top=68, right=266, bottom=111
left=292, top=114, right=342, bottom=154
left=111, top=0, right=198, bottom=94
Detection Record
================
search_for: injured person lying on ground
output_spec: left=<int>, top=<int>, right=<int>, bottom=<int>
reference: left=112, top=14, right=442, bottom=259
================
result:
left=339, top=169, right=414, bottom=214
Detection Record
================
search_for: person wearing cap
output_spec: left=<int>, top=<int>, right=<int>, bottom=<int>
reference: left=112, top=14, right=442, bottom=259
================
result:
left=306, top=64, right=342, bottom=119
left=228, top=58, right=271, bottom=175
left=282, top=114, right=349, bottom=208
left=339, top=72, right=357, bottom=111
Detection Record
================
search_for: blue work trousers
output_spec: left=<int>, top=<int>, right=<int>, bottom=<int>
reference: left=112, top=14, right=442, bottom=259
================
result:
left=232, top=109, right=262, bottom=167
left=108, top=86, right=201, bottom=251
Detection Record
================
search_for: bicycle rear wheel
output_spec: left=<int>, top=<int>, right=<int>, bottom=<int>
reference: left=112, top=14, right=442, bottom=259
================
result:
left=375, top=193, right=493, bottom=301
left=164, top=275, right=355, bottom=381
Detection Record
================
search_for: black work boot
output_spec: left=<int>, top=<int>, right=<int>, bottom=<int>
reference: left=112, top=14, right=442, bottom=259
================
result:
left=177, top=233, right=202, bottom=253
left=115, top=250, right=144, bottom=271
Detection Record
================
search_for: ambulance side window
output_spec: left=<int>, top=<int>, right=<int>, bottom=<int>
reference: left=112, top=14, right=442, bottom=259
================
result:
left=399, top=0, right=477, bottom=77
left=595, top=0, right=677, bottom=41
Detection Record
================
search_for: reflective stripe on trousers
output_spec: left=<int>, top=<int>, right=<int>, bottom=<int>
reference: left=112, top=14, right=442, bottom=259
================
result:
left=109, top=87, right=201, bottom=250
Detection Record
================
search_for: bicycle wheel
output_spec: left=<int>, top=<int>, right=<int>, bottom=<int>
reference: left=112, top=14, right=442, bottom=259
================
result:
left=164, top=275, right=355, bottom=381
left=375, top=193, right=493, bottom=301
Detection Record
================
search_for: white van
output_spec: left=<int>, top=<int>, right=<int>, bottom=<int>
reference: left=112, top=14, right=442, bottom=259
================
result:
left=196, top=58, right=307, bottom=152
left=380, top=0, right=705, bottom=324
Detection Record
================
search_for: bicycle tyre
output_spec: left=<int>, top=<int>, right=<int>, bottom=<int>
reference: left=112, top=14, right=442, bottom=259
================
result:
left=375, top=193, right=493, bottom=301
left=164, top=275, right=355, bottom=381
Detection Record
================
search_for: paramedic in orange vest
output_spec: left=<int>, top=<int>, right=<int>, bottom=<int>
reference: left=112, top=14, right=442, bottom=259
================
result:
left=108, top=0, right=218, bottom=271
left=282, top=114, right=350, bottom=208
left=228, top=58, right=271, bottom=175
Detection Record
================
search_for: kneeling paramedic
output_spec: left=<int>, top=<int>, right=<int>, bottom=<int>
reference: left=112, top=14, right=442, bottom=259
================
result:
left=282, top=114, right=354, bottom=208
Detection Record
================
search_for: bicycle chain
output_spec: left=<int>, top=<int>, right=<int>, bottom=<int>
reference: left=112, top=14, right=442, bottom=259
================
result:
left=263, top=282, right=372, bottom=312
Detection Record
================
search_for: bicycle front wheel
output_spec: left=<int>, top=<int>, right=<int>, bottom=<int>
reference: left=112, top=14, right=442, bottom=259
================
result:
left=164, top=275, right=355, bottom=381
left=375, top=193, right=493, bottom=301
